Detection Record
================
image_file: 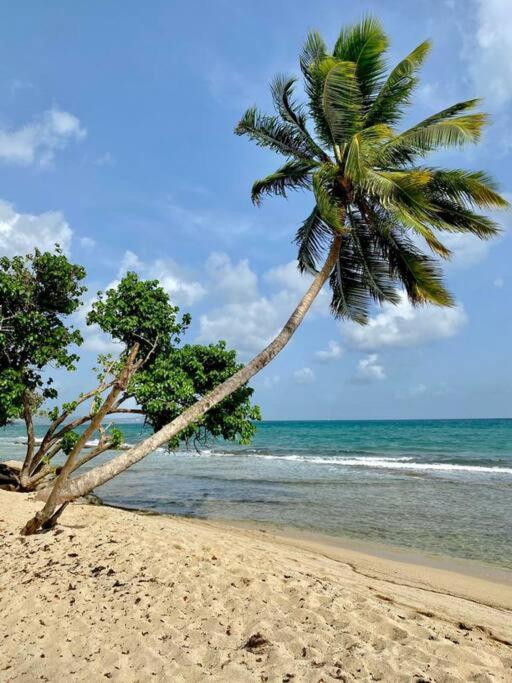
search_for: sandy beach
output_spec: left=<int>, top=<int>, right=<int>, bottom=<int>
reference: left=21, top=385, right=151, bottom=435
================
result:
left=1, top=490, right=511, bottom=682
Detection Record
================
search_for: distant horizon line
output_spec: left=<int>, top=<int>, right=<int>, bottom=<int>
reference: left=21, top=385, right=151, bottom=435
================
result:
left=13, top=416, right=512, bottom=427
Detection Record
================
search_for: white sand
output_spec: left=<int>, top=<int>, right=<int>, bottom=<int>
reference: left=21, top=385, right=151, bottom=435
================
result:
left=1, top=490, right=511, bottom=682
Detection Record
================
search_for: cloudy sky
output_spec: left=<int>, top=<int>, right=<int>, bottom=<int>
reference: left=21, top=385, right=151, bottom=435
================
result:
left=0, top=0, right=510, bottom=420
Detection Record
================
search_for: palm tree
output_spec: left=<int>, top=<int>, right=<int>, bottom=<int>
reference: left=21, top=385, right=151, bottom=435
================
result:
left=23, top=17, right=507, bottom=533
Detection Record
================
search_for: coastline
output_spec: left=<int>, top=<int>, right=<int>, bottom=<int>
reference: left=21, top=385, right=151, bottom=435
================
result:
left=101, top=501, right=512, bottom=595
left=210, top=518, right=512, bottom=599
left=1, top=490, right=511, bottom=681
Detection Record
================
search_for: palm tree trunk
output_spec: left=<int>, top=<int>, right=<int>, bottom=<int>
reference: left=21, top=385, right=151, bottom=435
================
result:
left=28, top=236, right=342, bottom=516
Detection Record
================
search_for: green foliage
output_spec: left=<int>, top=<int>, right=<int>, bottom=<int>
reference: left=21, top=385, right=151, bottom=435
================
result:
left=66, top=274, right=260, bottom=458
left=86, top=271, right=190, bottom=358
left=0, top=368, right=26, bottom=423
left=0, top=248, right=86, bottom=427
left=108, top=426, right=124, bottom=449
left=61, top=430, right=80, bottom=456
left=129, top=342, right=261, bottom=449
left=235, top=17, right=507, bottom=323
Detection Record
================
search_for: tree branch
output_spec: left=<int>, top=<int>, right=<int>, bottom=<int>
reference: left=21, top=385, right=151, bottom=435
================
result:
left=19, top=392, right=36, bottom=487
left=22, top=343, right=141, bottom=534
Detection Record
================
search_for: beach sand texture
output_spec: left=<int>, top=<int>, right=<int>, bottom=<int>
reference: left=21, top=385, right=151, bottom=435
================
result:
left=1, top=490, right=511, bottom=682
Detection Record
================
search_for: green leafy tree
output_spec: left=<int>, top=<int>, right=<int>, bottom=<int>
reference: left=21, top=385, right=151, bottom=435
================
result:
left=131, top=342, right=261, bottom=448
left=23, top=17, right=507, bottom=532
left=22, top=273, right=260, bottom=532
left=0, top=248, right=86, bottom=487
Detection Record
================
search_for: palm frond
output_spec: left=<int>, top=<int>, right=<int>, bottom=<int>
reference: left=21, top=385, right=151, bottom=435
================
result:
left=362, top=168, right=433, bottom=206
left=415, top=98, right=482, bottom=127
left=300, top=30, right=328, bottom=76
left=389, top=204, right=452, bottom=258
left=368, top=211, right=454, bottom=306
left=270, top=75, right=329, bottom=161
left=366, top=40, right=431, bottom=126
left=428, top=169, right=509, bottom=209
left=294, top=207, right=332, bottom=273
left=321, top=61, right=363, bottom=148
left=333, top=16, right=389, bottom=107
left=235, top=107, right=316, bottom=160
left=251, top=158, right=318, bottom=205
left=329, top=238, right=370, bottom=323
left=431, top=198, right=501, bottom=239
left=312, top=167, right=345, bottom=231
left=347, top=209, right=401, bottom=305
left=344, top=124, right=393, bottom=181
left=378, top=114, right=487, bottom=166
left=302, top=56, right=336, bottom=148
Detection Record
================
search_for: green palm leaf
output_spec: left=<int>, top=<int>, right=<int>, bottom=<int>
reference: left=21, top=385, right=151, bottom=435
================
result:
left=347, top=209, right=401, bottom=305
left=370, top=215, right=454, bottom=306
left=378, top=114, right=487, bottom=166
left=270, top=75, right=329, bottom=161
left=312, top=167, right=346, bottom=231
left=333, top=16, right=388, bottom=106
left=251, top=158, right=318, bottom=205
left=321, top=61, right=363, bottom=149
left=294, top=207, right=332, bottom=273
left=428, top=169, right=509, bottom=209
left=329, top=240, right=371, bottom=323
left=235, top=107, right=315, bottom=160
left=366, top=40, right=431, bottom=126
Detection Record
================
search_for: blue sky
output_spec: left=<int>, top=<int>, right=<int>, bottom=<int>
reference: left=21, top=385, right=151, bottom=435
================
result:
left=0, top=0, right=510, bottom=420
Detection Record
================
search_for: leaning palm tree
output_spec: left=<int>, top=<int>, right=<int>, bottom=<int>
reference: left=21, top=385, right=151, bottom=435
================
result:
left=23, top=17, right=507, bottom=533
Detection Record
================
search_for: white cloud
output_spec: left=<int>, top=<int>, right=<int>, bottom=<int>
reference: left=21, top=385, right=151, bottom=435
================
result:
left=264, top=261, right=309, bottom=294
left=264, top=260, right=329, bottom=315
left=315, top=340, right=343, bottom=362
left=397, top=382, right=450, bottom=399
left=400, top=383, right=428, bottom=398
left=293, top=367, right=315, bottom=384
left=94, top=152, right=115, bottom=167
left=79, top=236, right=96, bottom=249
left=199, top=296, right=281, bottom=355
left=0, top=107, right=86, bottom=166
left=353, top=354, right=386, bottom=383
left=468, top=0, right=512, bottom=107
left=206, top=252, right=258, bottom=303
left=198, top=255, right=330, bottom=356
left=82, top=329, right=121, bottom=354
left=342, top=292, right=467, bottom=351
left=494, top=277, right=505, bottom=288
left=443, top=232, right=494, bottom=268
left=118, top=250, right=205, bottom=307
left=160, top=196, right=253, bottom=240
left=409, top=383, right=427, bottom=396
left=0, top=199, right=72, bottom=256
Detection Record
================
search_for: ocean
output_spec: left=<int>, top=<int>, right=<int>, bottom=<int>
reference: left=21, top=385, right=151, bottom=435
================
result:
left=2, top=419, right=511, bottom=569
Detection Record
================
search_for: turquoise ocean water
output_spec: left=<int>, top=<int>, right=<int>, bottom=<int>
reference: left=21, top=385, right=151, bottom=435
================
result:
left=1, top=419, right=511, bottom=569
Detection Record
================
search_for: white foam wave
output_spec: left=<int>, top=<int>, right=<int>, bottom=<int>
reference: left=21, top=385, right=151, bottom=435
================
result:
left=168, top=450, right=512, bottom=475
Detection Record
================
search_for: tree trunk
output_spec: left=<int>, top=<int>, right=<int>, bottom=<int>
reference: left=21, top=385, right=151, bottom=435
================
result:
left=19, top=393, right=36, bottom=489
left=20, top=344, right=140, bottom=535
left=27, top=237, right=342, bottom=518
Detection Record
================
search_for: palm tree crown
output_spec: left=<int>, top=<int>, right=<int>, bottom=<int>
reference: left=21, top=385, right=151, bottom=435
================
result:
left=235, top=17, right=507, bottom=323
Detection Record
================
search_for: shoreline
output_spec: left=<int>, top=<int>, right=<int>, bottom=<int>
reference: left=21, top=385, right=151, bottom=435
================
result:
left=2, top=490, right=511, bottom=680
left=103, top=501, right=512, bottom=592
